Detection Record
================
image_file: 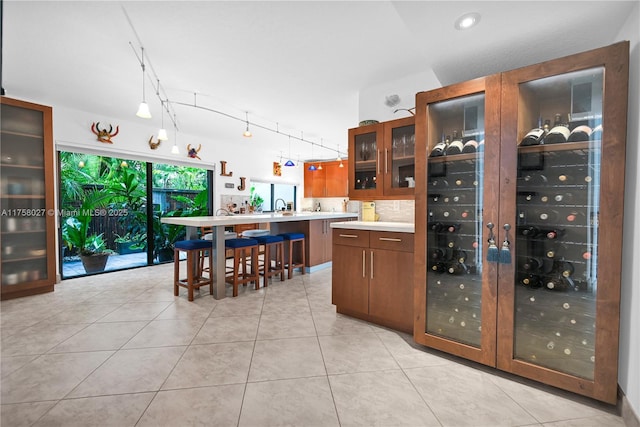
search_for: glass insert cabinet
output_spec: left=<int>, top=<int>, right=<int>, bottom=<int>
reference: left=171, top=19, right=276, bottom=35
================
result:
left=413, top=42, right=629, bottom=404
left=1, top=97, right=56, bottom=300
left=348, top=116, right=415, bottom=199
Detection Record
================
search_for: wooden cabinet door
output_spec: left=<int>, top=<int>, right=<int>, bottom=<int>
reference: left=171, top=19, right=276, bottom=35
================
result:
left=303, top=164, right=315, bottom=198
left=332, top=243, right=369, bottom=315
left=325, top=161, right=348, bottom=197
left=370, top=248, right=414, bottom=332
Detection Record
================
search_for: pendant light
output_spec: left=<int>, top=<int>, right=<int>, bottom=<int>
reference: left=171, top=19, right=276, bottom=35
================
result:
left=243, top=111, right=252, bottom=137
left=157, top=99, right=168, bottom=141
left=284, top=135, right=295, bottom=166
left=171, top=115, right=180, bottom=154
left=337, top=144, right=344, bottom=167
left=307, top=133, right=317, bottom=170
left=136, top=47, right=152, bottom=119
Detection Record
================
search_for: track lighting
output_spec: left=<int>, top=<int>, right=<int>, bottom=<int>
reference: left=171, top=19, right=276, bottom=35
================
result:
left=157, top=99, right=168, bottom=141
left=285, top=136, right=295, bottom=166
left=171, top=115, right=180, bottom=154
left=135, top=47, right=152, bottom=119
left=243, top=111, right=252, bottom=137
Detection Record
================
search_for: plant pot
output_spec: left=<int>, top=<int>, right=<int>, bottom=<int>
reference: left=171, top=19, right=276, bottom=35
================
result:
left=116, top=241, right=144, bottom=255
left=80, top=253, right=110, bottom=273
left=156, top=247, right=174, bottom=263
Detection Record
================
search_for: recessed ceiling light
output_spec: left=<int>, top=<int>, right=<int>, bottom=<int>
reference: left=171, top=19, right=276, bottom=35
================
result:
left=454, top=12, right=481, bottom=30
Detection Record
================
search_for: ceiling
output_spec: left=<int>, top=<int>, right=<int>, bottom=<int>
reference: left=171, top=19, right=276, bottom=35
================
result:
left=2, top=1, right=635, bottom=162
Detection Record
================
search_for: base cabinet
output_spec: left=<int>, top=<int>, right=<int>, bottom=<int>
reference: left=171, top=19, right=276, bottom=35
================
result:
left=332, top=229, right=414, bottom=333
left=414, top=42, right=628, bottom=403
left=270, top=219, right=345, bottom=268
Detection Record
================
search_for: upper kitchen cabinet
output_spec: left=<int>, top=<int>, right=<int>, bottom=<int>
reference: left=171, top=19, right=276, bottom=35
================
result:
left=303, top=160, right=348, bottom=198
left=348, top=116, right=415, bottom=200
left=414, top=42, right=629, bottom=404
left=1, top=97, right=56, bottom=300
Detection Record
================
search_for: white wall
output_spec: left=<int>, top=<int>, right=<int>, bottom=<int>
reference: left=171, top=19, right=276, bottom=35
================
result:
left=618, top=1, right=640, bottom=419
left=52, top=104, right=304, bottom=209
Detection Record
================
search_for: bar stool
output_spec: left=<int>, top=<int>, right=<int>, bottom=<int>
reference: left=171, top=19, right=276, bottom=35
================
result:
left=173, top=239, right=213, bottom=301
left=278, top=232, right=306, bottom=279
left=225, top=238, right=260, bottom=297
left=255, top=234, right=285, bottom=286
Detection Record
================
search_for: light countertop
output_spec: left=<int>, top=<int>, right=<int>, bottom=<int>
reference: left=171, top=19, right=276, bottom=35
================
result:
left=161, top=211, right=358, bottom=227
left=330, top=221, right=414, bottom=233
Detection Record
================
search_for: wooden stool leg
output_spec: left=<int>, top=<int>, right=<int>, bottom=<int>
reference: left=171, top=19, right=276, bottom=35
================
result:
left=187, top=250, right=194, bottom=302
left=174, top=248, right=180, bottom=297
left=208, top=248, right=214, bottom=296
left=278, top=242, right=285, bottom=281
left=300, top=240, right=306, bottom=275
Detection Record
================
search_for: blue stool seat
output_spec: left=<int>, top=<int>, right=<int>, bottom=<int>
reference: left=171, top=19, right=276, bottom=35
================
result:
left=173, top=240, right=213, bottom=301
left=255, top=235, right=285, bottom=285
left=277, top=233, right=306, bottom=279
left=224, top=238, right=259, bottom=296
left=175, top=239, right=212, bottom=250
left=225, top=238, right=259, bottom=249
left=255, top=235, right=284, bottom=245
left=279, top=232, right=305, bottom=240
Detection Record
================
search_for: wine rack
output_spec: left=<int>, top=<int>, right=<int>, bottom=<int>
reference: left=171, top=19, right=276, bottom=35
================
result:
left=427, top=153, right=484, bottom=347
left=415, top=42, right=628, bottom=403
left=514, top=140, right=600, bottom=379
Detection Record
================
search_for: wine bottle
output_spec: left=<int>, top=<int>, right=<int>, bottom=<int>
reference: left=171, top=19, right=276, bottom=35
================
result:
left=539, top=194, right=550, bottom=203
left=543, top=119, right=551, bottom=134
left=520, top=128, right=545, bottom=146
left=537, top=209, right=559, bottom=222
left=557, top=174, right=574, bottom=184
left=462, top=140, right=478, bottom=153
left=521, top=257, right=543, bottom=272
left=442, top=196, right=451, bottom=203
left=460, top=209, right=471, bottom=219
left=521, top=274, right=543, bottom=289
left=430, top=179, right=449, bottom=188
left=522, top=192, right=536, bottom=202
left=454, top=178, right=464, bottom=186
left=567, top=125, right=592, bottom=142
left=429, top=222, right=444, bottom=232
left=452, top=194, right=466, bottom=203
left=430, top=261, right=447, bottom=273
left=453, top=249, right=468, bottom=263
left=519, top=225, right=540, bottom=237
left=477, top=139, right=485, bottom=152
left=559, top=260, right=575, bottom=278
left=522, top=174, right=548, bottom=185
left=544, top=229, right=564, bottom=240
left=446, top=131, right=464, bottom=155
left=590, top=124, right=603, bottom=141
left=442, top=209, right=457, bottom=219
left=565, top=211, right=585, bottom=223
left=553, top=193, right=574, bottom=203
left=430, top=141, right=447, bottom=157
left=447, top=262, right=468, bottom=275
left=446, top=223, right=461, bottom=233
left=545, top=248, right=556, bottom=259
left=429, top=247, right=446, bottom=260
left=544, top=125, right=571, bottom=144
left=545, top=276, right=575, bottom=292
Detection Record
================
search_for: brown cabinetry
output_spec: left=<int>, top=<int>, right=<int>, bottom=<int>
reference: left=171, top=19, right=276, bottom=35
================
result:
left=270, top=218, right=345, bottom=268
left=333, top=228, right=414, bottom=332
left=303, top=161, right=347, bottom=198
left=413, top=42, right=629, bottom=403
left=1, top=97, right=56, bottom=300
left=348, top=116, right=415, bottom=200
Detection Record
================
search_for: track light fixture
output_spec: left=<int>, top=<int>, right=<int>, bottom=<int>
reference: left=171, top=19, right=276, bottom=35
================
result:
left=243, top=111, right=252, bottom=137
left=135, top=47, right=152, bottom=119
left=285, top=135, right=295, bottom=166
left=171, top=114, right=180, bottom=154
left=157, top=99, right=168, bottom=141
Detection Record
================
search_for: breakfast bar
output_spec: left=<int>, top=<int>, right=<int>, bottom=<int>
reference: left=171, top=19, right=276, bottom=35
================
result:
left=162, top=212, right=357, bottom=299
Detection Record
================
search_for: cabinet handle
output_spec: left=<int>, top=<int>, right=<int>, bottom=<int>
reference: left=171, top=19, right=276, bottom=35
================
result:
left=385, top=149, right=389, bottom=173
left=377, top=150, right=381, bottom=174
left=370, top=251, right=374, bottom=279
left=362, top=250, right=366, bottom=278
left=339, top=234, right=358, bottom=238
left=378, top=237, right=401, bottom=242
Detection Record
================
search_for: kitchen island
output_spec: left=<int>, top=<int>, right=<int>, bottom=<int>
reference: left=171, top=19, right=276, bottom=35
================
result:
left=162, top=212, right=357, bottom=299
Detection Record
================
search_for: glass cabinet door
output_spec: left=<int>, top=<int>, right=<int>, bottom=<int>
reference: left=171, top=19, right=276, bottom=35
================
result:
left=497, top=41, right=628, bottom=404
left=511, top=67, right=604, bottom=381
left=348, top=125, right=380, bottom=199
left=414, top=75, right=501, bottom=367
left=383, top=117, right=415, bottom=196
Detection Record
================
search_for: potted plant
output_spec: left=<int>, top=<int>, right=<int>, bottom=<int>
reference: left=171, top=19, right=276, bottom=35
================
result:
left=249, top=185, right=264, bottom=213
left=114, top=232, right=145, bottom=255
left=61, top=190, right=114, bottom=273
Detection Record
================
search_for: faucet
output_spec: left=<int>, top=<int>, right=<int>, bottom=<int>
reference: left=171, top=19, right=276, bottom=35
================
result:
left=216, top=208, right=232, bottom=216
left=275, top=198, right=287, bottom=211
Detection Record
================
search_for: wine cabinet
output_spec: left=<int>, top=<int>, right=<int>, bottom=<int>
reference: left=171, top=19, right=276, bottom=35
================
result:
left=1, top=97, right=56, bottom=300
left=414, top=42, right=629, bottom=404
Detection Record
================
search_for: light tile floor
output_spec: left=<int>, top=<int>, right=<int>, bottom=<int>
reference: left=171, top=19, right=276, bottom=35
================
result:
left=0, top=263, right=626, bottom=426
